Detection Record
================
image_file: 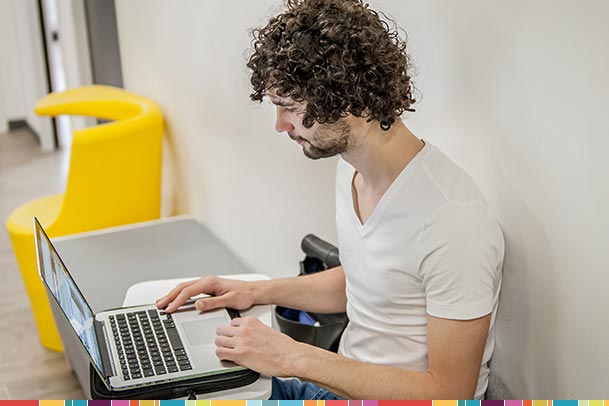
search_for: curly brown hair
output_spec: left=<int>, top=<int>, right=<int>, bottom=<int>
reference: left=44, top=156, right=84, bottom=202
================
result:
left=247, top=0, right=416, bottom=131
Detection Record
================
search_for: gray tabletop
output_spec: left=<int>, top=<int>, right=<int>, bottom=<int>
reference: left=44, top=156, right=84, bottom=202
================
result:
left=53, top=217, right=252, bottom=312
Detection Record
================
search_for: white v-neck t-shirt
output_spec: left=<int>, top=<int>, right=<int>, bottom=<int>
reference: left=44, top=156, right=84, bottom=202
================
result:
left=335, top=141, right=504, bottom=399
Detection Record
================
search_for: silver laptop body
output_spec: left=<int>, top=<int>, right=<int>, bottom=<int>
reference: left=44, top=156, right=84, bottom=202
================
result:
left=33, top=217, right=245, bottom=391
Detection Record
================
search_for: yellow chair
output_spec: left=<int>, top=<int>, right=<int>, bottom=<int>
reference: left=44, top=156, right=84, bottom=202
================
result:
left=5, top=85, right=163, bottom=351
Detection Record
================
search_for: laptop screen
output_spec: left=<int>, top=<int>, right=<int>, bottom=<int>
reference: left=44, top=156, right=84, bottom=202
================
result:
left=34, top=218, right=104, bottom=373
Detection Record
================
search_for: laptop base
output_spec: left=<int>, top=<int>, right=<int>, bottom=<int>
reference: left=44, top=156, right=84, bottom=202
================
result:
left=90, top=364, right=260, bottom=400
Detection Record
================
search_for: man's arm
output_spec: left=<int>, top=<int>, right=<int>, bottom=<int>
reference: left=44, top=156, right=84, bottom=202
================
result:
left=255, top=265, right=346, bottom=313
left=215, top=313, right=491, bottom=399
left=157, top=266, right=346, bottom=314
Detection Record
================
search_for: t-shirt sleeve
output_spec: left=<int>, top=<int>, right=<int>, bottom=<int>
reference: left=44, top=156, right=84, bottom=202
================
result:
left=416, top=202, right=504, bottom=320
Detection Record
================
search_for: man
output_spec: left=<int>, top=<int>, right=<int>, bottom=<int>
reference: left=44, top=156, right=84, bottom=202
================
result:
left=157, top=0, right=504, bottom=399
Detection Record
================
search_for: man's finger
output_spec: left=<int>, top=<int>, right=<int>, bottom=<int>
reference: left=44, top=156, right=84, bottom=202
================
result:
left=214, top=335, right=235, bottom=348
left=215, top=346, right=239, bottom=363
left=230, top=317, right=246, bottom=327
left=216, top=324, right=240, bottom=338
left=195, top=296, right=229, bottom=312
left=156, top=279, right=197, bottom=308
left=165, top=284, right=203, bottom=313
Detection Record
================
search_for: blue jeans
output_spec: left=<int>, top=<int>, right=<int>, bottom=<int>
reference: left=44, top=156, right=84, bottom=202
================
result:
left=271, top=377, right=344, bottom=400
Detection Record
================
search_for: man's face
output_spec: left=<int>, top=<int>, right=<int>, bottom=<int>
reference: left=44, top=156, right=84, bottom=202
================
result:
left=269, top=94, right=352, bottom=160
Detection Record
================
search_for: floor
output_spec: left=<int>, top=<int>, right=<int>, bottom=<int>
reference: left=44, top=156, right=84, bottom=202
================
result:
left=0, top=128, right=85, bottom=399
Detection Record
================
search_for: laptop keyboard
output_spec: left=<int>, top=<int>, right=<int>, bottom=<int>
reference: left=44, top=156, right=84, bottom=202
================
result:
left=109, top=309, right=192, bottom=381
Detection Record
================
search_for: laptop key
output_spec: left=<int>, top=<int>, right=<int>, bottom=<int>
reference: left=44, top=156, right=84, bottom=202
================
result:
left=115, top=311, right=195, bottom=379
left=165, top=326, right=184, bottom=350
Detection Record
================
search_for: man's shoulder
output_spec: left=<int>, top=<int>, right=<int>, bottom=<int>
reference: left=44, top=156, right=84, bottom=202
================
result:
left=416, top=143, right=487, bottom=206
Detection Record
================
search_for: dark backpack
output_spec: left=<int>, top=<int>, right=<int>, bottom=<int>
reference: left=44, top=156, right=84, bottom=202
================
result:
left=275, top=234, right=349, bottom=352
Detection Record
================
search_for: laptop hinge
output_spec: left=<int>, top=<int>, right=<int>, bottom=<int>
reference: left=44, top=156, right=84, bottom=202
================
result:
left=94, top=319, right=115, bottom=378
left=226, top=308, right=241, bottom=320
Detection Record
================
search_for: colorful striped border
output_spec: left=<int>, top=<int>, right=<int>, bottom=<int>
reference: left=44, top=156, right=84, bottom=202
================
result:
left=0, top=401, right=607, bottom=406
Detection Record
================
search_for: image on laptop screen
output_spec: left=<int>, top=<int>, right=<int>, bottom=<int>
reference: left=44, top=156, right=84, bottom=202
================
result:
left=35, top=223, right=103, bottom=371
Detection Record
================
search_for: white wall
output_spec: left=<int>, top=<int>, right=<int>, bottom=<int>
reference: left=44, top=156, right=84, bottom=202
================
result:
left=0, top=80, right=7, bottom=133
left=0, top=0, right=54, bottom=151
left=0, top=0, right=26, bottom=121
left=115, top=0, right=338, bottom=279
left=115, top=0, right=609, bottom=398
left=0, top=4, right=7, bottom=135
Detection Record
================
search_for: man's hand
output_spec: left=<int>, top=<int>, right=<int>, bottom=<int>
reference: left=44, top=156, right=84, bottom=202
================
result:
left=156, top=276, right=258, bottom=313
left=215, top=316, right=304, bottom=377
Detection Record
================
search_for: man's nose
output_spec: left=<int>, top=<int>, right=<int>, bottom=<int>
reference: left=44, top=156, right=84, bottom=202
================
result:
left=275, top=108, right=295, bottom=133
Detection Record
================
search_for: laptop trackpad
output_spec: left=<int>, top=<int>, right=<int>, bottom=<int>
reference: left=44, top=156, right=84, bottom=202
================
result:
left=181, top=317, right=224, bottom=347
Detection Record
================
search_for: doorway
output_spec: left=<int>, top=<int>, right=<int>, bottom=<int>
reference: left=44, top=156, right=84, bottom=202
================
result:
left=38, top=0, right=124, bottom=150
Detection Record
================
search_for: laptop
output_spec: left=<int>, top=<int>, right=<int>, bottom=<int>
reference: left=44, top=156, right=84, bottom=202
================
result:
left=33, top=217, right=248, bottom=391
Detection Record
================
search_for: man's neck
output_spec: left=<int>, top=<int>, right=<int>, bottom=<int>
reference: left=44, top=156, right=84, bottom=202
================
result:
left=341, top=117, right=424, bottom=196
